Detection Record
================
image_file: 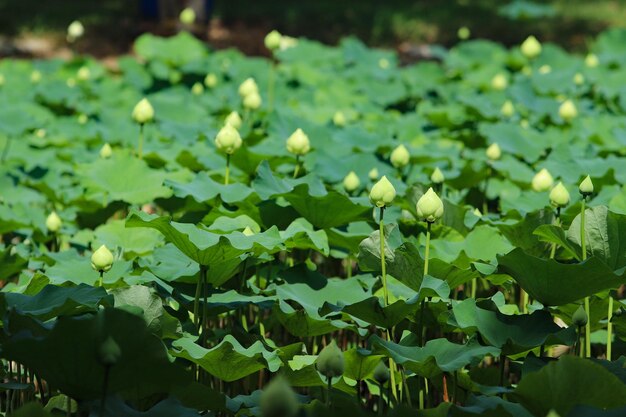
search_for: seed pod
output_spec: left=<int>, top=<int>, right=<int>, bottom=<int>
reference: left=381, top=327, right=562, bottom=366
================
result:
left=98, top=336, right=121, bottom=367
left=390, top=144, right=410, bottom=168
left=260, top=376, right=299, bottom=417
left=286, top=128, right=311, bottom=156
left=91, top=245, right=114, bottom=272
left=520, top=35, right=542, bottom=59
left=343, top=171, right=360, bottom=192
left=369, top=176, right=396, bottom=208
left=215, top=124, right=243, bottom=155
left=373, top=361, right=389, bottom=384
left=264, top=30, right=282, bottom=51
left=225, top=111, right=243, bottom=129
left=532, top=168, right=554, bottom=192
left=46, top=212, right=62, bottom=233
left=416, top=187, right=444, bottom=223
left=559, top=100, right=577, bottom=123
left=572, top=305, right=588, bottom=327
left=579, top=175, right=594, bottom=196
left=316, top=340, right=344, bottom=379
left=486, top=143, right=501, bottom=161
left=238, top=78, right=259, bottom=98
left=549, top=182, right=570, bottom=208
left=132, top=98, right=154, bottom=124
left=431, top=167, right=445, bottom=184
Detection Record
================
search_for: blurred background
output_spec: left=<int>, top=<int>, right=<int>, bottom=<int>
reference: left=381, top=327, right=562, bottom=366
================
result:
left=0, top=0, right=624, bottom=59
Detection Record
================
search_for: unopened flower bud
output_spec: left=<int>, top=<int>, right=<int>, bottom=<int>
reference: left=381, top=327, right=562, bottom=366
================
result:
left=431, top=167, right=445, bottom=184
left=501, top=100, right=515, bottom=117
left=225, top=111, right=242, bottom=129
left=67, top=20, right=85, bottom=42
left=100, top=143, right=113, bottom=158
left=243, top=91, right=262, bottom=110
left=579, top=175, right=593, bottom=195
left=491, top=73, right=508, bottom=90
left=416, top=187, right=444, bottom=223
left=215, top=124, right=243, bottom=154
left=91, top=245, right=114, bottom=272
left=46, top=211, right=62, bottom=233
left=316, top=340, right=344, bottom=379
left=369, top=176, right=396, bottom=208
left=585, top=53, right=599, bottom=68
left=179, top=7, right=196, bottom=25
left=264, top=30, right=282, bottom=51
left=390, top=144, right=410, bottom=168
left=532, top=168, right=553, bottom=192
left=521, top=35, right=542, bottom=59
left=238, top=78, right=259, bottom=97
left=550, top=182, right=570, bottom=208
left=132, top=98, right=154, bottom=124
left=286, top=128, right=310, bottom=156
left=486, top=143, right=501, bottom=161
left=559, top=100, right=577, bottom=123
left=343, top=171, right=360, bottom=192
left=204, top=73, right=218, bottom=88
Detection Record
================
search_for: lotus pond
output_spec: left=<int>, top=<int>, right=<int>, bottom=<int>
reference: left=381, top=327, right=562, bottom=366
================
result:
left=3, top=27, right=626, bottom=417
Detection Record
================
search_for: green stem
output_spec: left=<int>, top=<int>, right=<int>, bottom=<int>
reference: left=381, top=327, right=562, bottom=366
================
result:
left=98, top=270, right=104, bottom=288
left=99, top=366, right=110, bottom=417
left=607, top=295, right=614, bottom=361
left=380, top=207, right=388, bottom=306
left=578, top=326, right=584, bottom=357
left=193, top=269, right=203, bottom=328
left=378, top=381, right=384, bottom=415
left=293, top=155, right=301, bottom=179
left=424, top=222, right=432, bottom=276
left=1, top=135, right=11, bottom=163
left=550, top=209, right=561, bottom=259
left=138, top=123, right=144, bottom=159
left=66, top=395, right=71, bottom=417
left=225, top=154, right=230, bottom=185
left=327, top=376, right=332, bottom=407
left=268, top=61, right=276, bottom=113
left=581, top=199, right=591, bottom=358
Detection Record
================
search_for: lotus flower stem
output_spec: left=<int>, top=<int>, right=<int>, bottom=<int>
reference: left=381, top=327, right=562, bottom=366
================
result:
left=99, top=365, right=110, bottom=417
left=268, top=61, right=276, bottom=113
left=580, top=198, right=591, bottom=357
left=98, top=270, right=104, bottom=288
left=137, top=123, right=144, bottom=159
left=1, top=135, right=11, bottom=163
left=66, top=395, right=71, bottom=417
left=577, top=325, right=584, bottom=357
left=549, top=207, right=561, bottom=259
left=293, top=155, right=301, bottom=179
left=607, top=295, right=613, bottom=360
left=378, top=381, right=384, bottom=415
left=201, top=266, right=209, bottom=348
left=326, top=376, right=332, bottom=407
left=225, top=154, right=230, bottom=185
left=379, top=207, right=389, bottom=306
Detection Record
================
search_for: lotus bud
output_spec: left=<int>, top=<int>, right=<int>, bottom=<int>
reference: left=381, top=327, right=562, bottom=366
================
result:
left=98, top=336, right=121, bottom=366
left=215, top=124, right=243, bottom=154
left=368, top=168, right=379, bottom=181
left=579, top=175, right=593, bottom=196
left=91, top=245, right=114, bottom=272
left=132, top=98, right=154, bottom=124
left=46, top=211, right=62, bottom=233
left=486, top=143, right=501, bottom=161
left=531, top=168, right=554, bottom=192
left=416, top=187, right=444, bottom=223
left=549, top=182, right=570, bottom=208
left=315, top=340, right=344, bottom=379
left=169, top=70, right=182, bottom=85
left=78, top=114, right=88, bottom=125
left=431, top=167, right=445, bottom=184
left=343, top=171, right=360, bottom=192
left=520, top=119, right=529, bottom=129
left=286, top=128, right=310, bottom=156
left=204, top=73, right=218, bottom=88
left=35, top=129, right=46, bottom=138
left=521, top=35, right=542, bottom=59
left=243, top=91, right=262, bottom=110
left=559, top=99, right=577, bottom=123
left=242, top=226, right=255, bottom=236
left=30, top=70, right=42, bottom=84
left=378, top=58, right=390, bottom=69
left=67, top=20, right=85, bottom=42
left=546, top=410, right=561, bottom=417
left=264, top=30, right=282, bottom=51
left=522, top=65, right=532, bottom=76
left=538, top=65, right=551, bottom=74
left=572, top=304, right=588, bottom=327
left=191, top=82, right=204, bottom=95
left=77, top=66, right=90, bottom=81
left=457, top=26, right=470, bottom=40
left=369, top=176, right=396, bottom=208
left=279, top=36, right=298, bottom=51
left=238, top=77, right=259, bottom=97
left=179, top=7, right=196, bottom=25
left=585, top=53, right=599, bottom=68
left=473, top=208, right=482, bottom=217
left=225, top=111, right=243, bottom=129
left=260, top=376, right=299, bottom=417
left=390, top=144, right=410, bottom=168
left=0, top=74, right=4, bottom=86
left=501, top=100, right=515, bottom=117
left=573, top=73, right=585, bottom=85
left=373, top=361, right=389, bottom=384
left=100, top=143, right=113, bottom=158
left=491, top=73, right=508, bottom=90
left=333, top=111, right=346, bottom=127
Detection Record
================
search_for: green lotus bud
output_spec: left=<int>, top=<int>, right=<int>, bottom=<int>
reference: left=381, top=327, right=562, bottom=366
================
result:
left=572, top=304, right=588, bottom=327
left=531, top=168, right=553, bottom=192
left=546, top=410, right=561, bottom=417
left=416, top=187, right=444, bottom=223
left=538, top=64, right=551, bottom=74
left=501, top=100, right=515, bottom=117
left=132, top=98, right=154, bottom=124
left=585, top=53, right=599, bottom=68
left=486, top=143, right=501, bottom=161
left=579, top=175, right=593, bottom=196
left=67, top=20, right=85, bottom=42
left=286, top=128, right=311, bottom=156
left=279, top=36, right=298, bottom=51
left=225, top=111, right=243, bottom=129
left=238, top=78, right=259, bottom=97
left=333, top=111, right=346, bottom=127
left=264, top=30, right=282, bottom=51
left=457, top=26, right=470, bottom=40
left=520, top=119, right=529, bottom=129
left=0, top=73, right=5, bottom=87
left=315, top=340, right=344, bottom=379
left=491, top=73, right=508, bottom=90
left=378, top=58, right=390, bottom=69
left=390, top=144, right=410, bottom=168
left=30, top=70, right=42, bottom=84
left=204, top=73, right=218, bottom=88
left=473, top=208, right=482, bottom=217
left=573, top=73, right=585, bottom=85
left=368, top=168, right=379, bottom=181
left=431, top=167, right=444, bottom=184
left=243, top=91, right=262, bottom=110
left=169, top=70, right=182, bottom=85
left=559, top=99, right=577, bottom=123
left=100, top=143, right=113, bottom=158
left=549, top=182, right=570, bottom=208
left=179, top=7, right=196, bottom=25
left=215, top=124, right=243, bottom=154
left=77, top=66, right=90, bottom=81
left=35, top=129, right=46, bottom=138
left=78, top=114, right=88, bottom=125
left=98, top=336, right=121, bottom=366
left=46, top=211, right=62, bottom=233
left=260, top=376, right=299, bottom=417
left=522, top=65, right=532, bottom=76
left=242, top=226, right=255, bottom=236
left=191, top=82, right=204, bottom=95
left=369, top=176, right=396, bottom=208
left=91, top=245, right=114, bottom=272
left=373, top=361, right=389, bottom=384
left=521, top=35, right=542, bottom=59
left=343, top=171, right=360, bottom=192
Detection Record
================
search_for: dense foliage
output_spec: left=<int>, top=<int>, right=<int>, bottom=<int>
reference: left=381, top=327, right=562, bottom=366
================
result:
left=2, top=27, right=626, bottom=416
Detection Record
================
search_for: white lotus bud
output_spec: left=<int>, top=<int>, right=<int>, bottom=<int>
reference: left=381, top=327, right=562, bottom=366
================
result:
left=333, top=111, right=346, bottom=127
left=30, top=70, right=42, bottom=84
left=585, top=53, right=599, bottom=68
left=491, top=73, right=508, bottom=90
left=343, top=171, right=360, bottom=192
left=225, top=111, right=243, bottom=129
left=215, top=124, right=242, bottom=154
left=486, top=143, right=501, bottom=161
left=46, top=212, right=62, bottom=233
left=369, top=176, right=396, bottom=208
left=91, top=245, right=114, bottom=272
left=521, top=35, right=542, bottom=59
left=573, top=73, right=585, bottom=85
left=204, top=73, right=218, bottom=88
left=132, top=98, right=155, bottom=124
left=501, top=100, right=515, bottom=117
left=531, top=168, right=553, bottom=192
left=559, top=100, right=577, bottom=123
left=368, top=168, right=379, bottom=181
left=458, top=27, right=470, bottom=40
left=179, top=7, right=196, bottom=25
left=100, top=143, right=113, bottom=158
left=431, top=167, right=445, bottom=184
left=416, top=188, right=444, bottom=223
left=550, top=182, right=570, bottom=208
left=390, top=144, right=410, bottom=168
left=579, top=175, right=593, bottom=195
left=264, top=30, right=282, bottom=51
left=243, top=91, right=262, bottom=110
left=67, top=21, right=85, bottom=42
left=77, top=66, right=90, bottom=81
left=238, top=78, right=259, bottom=97
left=191, top=82, right=204, bottom=95
left=286, top=128, right=310, bottom=156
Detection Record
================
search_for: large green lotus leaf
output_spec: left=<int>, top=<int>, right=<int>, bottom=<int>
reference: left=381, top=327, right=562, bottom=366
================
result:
left=165, top=172, right=254, bottom=204
left=134, top=32, right=207, bottom=66
left=463, top=225, right=514, bottom=262
left=450, top=299, right=576, bottom=354
left=126, top=210, right=284, bottom=266
left=371, top=335, right=500, bottom=378
left=343, top=348, right=384, bottom=381
left=94, top=219, right=164, bottom=257
left=512, top=356, right=626, bottom=417
left=567, top=206, right=626, bottom=271
left=1, top=284, right=109, bottom=322
left=326, top=221, right=373, bottom=255
left=111, top=285, right=182, bottom=339
left=533, top=224, right=582, bottom=260
left=479, top=123, right=545, bottom=163
left=449, top=395, right=533, bottom=417
left=0, top=102, right=54, bottom=136
left=11, top=403, right=53, bottom=417
left=96, top=397, right=201, bottom=417
left=282, top=355, right=355, bottom=394
left=338, top=296, right=421, bottom=329
left=3, top=308, right=191, bottom=401
left=496, top=210, right=555, bottom=257
left=78, top=152, right=172, bottom=205
left=171, top=335, right=282, bottom=382
left=44, top=249, right=133, bottom=286
left=0, top=202, right=46, bottom=233
left=0, top=245, right=28, bottom=280
left=273, top=300, right=348, bottom=337
left=280, top=218, right=330, bottom=255
left=497, top=248, right=626, bottom=306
